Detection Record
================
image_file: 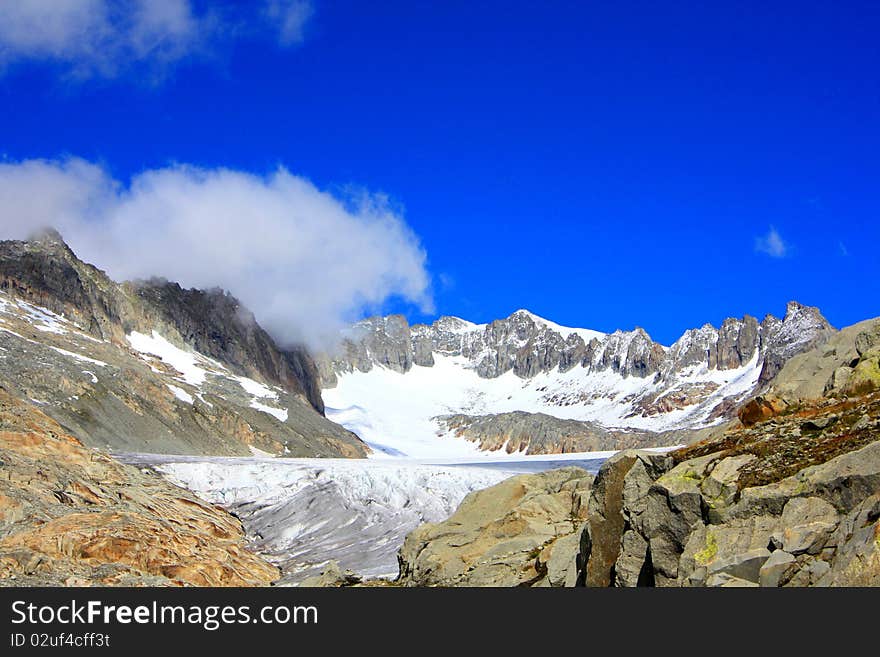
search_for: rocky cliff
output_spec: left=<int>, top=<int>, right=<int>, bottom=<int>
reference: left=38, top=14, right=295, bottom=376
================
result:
left=320, top=304, right=833, bottom=387
left=0, top=388, right=279, bottom=586
left=0, top=230, right=368, bottom=458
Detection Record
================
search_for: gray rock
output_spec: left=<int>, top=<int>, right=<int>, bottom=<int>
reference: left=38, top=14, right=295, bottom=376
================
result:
left=397, top=467, right=593, bottom=587
left=701, top=454, right=756, bottom=508
left=779, top=497, right=839, bottom=555
left=704, top=547, right=771, bottom=582
left=759, top=550, right=796, bottom=587
left=705, top=573, right=760, bottom=587
left=855, top=324, right=880, bottom=357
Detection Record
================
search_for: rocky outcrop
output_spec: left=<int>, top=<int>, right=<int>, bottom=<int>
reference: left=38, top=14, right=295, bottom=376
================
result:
left=435, top=412, right=669, bottom=455
left=576, top=391, right=880, bottom=587
left=397, top=467, right=593, bottom=587
left=756, top=301, right=837, bottom=386
left=758, top=317, right=880, bottom=402
left=0, top=388, right=278, bottom=586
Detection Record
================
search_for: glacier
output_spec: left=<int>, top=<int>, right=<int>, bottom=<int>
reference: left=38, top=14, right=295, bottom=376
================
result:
left=121, top=452, right=613, bottom=584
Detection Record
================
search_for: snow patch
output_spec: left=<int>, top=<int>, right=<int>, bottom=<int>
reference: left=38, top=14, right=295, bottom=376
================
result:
left=127, top=331, right=209, bottom=386
left=167, top=384, right=194, bottom=405
left=49, top=346, right=107, bottom=367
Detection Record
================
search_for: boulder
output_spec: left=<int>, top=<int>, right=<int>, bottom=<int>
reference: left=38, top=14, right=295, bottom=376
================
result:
left=842, top=347, right=880, bottom=396
left=738, top=395, right=787, bottom=426
left=777, top=497, right=838, bottom=555
left=299, top=561, right=363, bottom=587
left=397, top=467, right=592, bottom=587
left=759, top=550, right=796, bottom=587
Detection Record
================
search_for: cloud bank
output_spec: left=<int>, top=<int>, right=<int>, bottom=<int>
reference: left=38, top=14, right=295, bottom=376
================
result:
left=754, top=225, right=789, bottom=258
left=0, top=0, right=315, bottom=78
left=0, top=158, right=433, bottom=349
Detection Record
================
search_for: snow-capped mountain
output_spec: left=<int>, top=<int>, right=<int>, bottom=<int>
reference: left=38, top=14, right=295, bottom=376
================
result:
left=318, top=304, right=835, bottom=456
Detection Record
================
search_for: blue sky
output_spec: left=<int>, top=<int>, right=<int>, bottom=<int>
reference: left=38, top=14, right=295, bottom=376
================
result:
left=0, top=1, right=878, bottom=345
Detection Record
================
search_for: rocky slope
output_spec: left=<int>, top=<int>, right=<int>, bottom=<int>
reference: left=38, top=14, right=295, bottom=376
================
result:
left=0, top=387, right=278, bottom=586
left=0, top=229, right=324, bottom=411
left=435, top=412, right=663, bottom=454
left=397, top=467, right=593, bottom=587
left=0, top=230, right=367, bottom=458
left=573, top=319, right=880, bottom=587
left=319, top=304, right=833, bottom=455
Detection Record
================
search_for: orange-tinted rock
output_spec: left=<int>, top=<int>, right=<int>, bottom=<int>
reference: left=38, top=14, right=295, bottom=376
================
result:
left=0, top=388, right=278, bottom=587
left=738, top=395, right=787, bottom=426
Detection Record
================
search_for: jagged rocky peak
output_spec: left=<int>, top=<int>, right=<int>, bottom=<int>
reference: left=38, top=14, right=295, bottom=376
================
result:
left=320, top=301, right=837, bottom=391
left=0, top=228, right=135, bottom=342
left=758, top=300, right=836, bottom=385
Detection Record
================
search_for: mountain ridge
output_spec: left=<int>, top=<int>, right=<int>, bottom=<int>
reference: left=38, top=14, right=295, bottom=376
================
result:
left=317, top=302, right=836, bottom=455
left=319, top=302, right=834, bottom=386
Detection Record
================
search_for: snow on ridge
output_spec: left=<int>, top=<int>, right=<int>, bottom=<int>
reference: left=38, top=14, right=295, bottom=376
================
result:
left=127, top=329, right=289, bottom=423
left=250, top=400, right=288, bottom=422
left=127, top=330, right=210, bottom=386
left=511, top=308, right=606, bottom=343
left=49, top=346, right=108, bottom=367
left=324, top=346, right=765, bottom=458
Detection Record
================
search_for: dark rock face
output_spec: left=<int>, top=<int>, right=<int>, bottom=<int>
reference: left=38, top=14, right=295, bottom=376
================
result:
left=0, top=230, right=367, bottom=458
left=0, top=229, right=133, bottom=342
left=131, top=281, right=324, bottom=414
left=715, top=315, right=760, bottom=370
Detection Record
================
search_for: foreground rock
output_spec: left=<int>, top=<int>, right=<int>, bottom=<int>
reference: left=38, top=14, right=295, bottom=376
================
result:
left=0, top=388, right=278, bottom=586
left=571, top=318, right=880, bottom=588
left=577, top=397, right=880, bottom=586
left=397, top=467, right=593, bottom=587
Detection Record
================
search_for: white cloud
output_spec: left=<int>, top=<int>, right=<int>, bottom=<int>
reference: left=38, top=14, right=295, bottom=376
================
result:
left=0, top=0, right=202, bottom=77
left=264, top=0, right=314, bottom=46
left=0, top=0, right=315, bottom=78
left=754, top=225, right=789, bottom=258
left=0, top=158, right=433, bottom=350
